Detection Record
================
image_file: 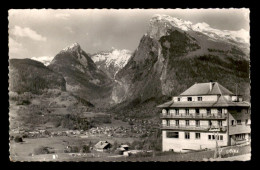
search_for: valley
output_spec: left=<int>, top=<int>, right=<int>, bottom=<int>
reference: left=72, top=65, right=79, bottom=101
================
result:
left=9, top=13, right=250, bottom=161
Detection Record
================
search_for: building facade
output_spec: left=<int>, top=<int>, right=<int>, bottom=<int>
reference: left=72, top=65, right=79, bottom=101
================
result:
left=157, top=82, right=251, bottom=152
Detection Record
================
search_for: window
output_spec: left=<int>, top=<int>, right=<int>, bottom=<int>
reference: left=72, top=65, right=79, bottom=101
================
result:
left=185, top=108, right=189, bottom=115
left=218, top=108, right=222, bottom=114
left=209, top=120, right=212, bottom=126
left=196, top=109, right=200, bottom=115
left=186, top=120, right=190, bottom=126
left=195, top=133, right=201, bottom=139
left=166, top=109, right=170, bottom=115
left=188, top=97, right=192, bottom=101
left=218, top=120, right=222, bottom=126
left=235, top=134, right=246, bottom=141
left=231, top=120, right=236, bottom=126
left=237, top=120, right=242, bottom=125
left=162, top=109, right=167, bottom=114
left=166, top=132, right=179, bottom=138
left=246, top=119, right=248, bottom=125
left=166, top=120, right=170, bottom=126
left=198, top=97, right=202, bottom=101
left=196, top=120, right=200, bottom=127
left=176, top=120, right=179, bottom=126
left=175, top=109, right=179, bottom=115
left=177, top=97, right=180, bottom=101
left=208, top=135, right=222, bottom=140
left=185, top=132, right=190, bottom=139
left=207, top=108, right=211, bottom=116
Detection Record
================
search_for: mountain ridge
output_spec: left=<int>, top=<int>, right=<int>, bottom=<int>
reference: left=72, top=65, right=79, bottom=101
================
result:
left=48, top=43, right=114, bottom=108
left=91, top=48, right=132, bottom=79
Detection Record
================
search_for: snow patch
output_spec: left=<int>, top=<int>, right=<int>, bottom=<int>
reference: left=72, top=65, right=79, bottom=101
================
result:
left=92, top=49, right=132, bottom=69
left=149, top=14, right=249, bottom=44
left=31, top=56, right=54, bottom=66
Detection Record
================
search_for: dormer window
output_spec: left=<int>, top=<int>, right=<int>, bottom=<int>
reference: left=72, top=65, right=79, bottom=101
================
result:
left=198, top=97, right=202, bottom=101
left=187, top=97, right=192, bottom=101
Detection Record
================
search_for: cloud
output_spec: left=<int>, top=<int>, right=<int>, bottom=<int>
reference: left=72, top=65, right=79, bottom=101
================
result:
left=93, top=41, right=101, bottom=47
left=9, top=37, right=27, bottom=56
left=10, top=26, right=47, bottom=41
left=55, top=13, right=71, bottom=20
left=65, top=26, right=74, bottom=34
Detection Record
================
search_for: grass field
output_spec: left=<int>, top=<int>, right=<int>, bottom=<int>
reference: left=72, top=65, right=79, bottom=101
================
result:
left=10, top=133, right=136, bottom=162
left=10, top=134, right=251, bottom=162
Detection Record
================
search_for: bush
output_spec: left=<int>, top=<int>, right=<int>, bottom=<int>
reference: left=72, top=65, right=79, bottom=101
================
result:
left=111, top=141, right=119, bottom=151
left=34, top=146, right=54, bottom=155
left=17, top=99, right=31, bottom=105
left=81, top=145, right=91, bottom=153
left=129, top=121, right=134, bottom=125
left=22, top=134, right=28, bottom=138
left=65, top=146, right=80, bottom=153
left=14, top=136, right=23, bottom=143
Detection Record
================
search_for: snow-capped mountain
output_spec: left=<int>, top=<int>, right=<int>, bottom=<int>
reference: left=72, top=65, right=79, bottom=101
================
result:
left=91, top=48, right=132, bottom=78
left=148, top=14, right=249, bottom=55
left=31, top=56, right=54, bottom=66
left=112, top=14, right=250, bottom=108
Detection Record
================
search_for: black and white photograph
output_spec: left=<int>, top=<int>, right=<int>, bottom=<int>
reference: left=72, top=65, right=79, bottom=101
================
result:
left=8, top=9, right=251, bottom=162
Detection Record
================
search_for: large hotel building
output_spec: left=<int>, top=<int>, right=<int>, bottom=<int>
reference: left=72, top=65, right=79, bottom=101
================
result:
left=157, top=82, right=251, bottom=152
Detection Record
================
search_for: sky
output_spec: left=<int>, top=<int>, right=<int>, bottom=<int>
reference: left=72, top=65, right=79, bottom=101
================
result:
left=8, top=9, right=250, bottom=59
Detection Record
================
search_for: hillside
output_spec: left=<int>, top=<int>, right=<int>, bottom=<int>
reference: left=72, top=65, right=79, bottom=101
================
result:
left=9, top=58, right=66, bottom=94
left=9, top=58, right=98, bottom=131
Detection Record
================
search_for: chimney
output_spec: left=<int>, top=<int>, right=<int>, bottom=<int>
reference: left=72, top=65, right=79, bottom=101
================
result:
left=209, top=82, right=213, bottom=91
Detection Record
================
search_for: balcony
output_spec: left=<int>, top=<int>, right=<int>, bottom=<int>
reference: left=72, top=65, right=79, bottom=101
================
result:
left=160, top=125, right=227, bottom=132
left=160, top=113, right=227, bottom=120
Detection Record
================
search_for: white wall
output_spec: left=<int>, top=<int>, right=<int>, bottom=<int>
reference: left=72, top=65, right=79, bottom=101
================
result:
left=162, top=130, right=228, bottom=152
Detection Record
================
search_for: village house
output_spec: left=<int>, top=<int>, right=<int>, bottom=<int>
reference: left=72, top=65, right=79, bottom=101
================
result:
left=157, top=82, right=251, bottom=152
left=94, top=141, right=111, bottom=152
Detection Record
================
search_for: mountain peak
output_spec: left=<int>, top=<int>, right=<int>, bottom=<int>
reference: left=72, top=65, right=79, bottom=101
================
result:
left=148, top=14, right=193, bottom=40
left=61, top=42, right=81, bottom=53
left=148, top=14, right=249, bottom=45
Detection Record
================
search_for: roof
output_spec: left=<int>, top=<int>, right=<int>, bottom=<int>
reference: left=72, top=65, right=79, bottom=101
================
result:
left=158, top=101, right=250, bottom=108
left=94, top=141, right=111, bottom=149
left=117, top=148, right=126, bottom=151
left=180, top=82, right=234, bottom=96
left=157, top=95, right=250, bottom=108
